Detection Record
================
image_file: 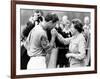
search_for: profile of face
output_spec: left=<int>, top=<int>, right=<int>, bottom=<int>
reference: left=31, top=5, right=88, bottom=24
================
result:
left=84, top=16, right=90, bottom=25
left=70, top=23, right=77, bottom=35
left=45, top=13, right=59, bottom=30
left=47, top=21, right=57, bottom=30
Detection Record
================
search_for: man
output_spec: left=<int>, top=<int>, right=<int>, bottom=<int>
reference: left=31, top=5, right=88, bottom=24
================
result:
left=24, top=13, right=59, bottom=69
left=21, top=10, right=44, bottom=69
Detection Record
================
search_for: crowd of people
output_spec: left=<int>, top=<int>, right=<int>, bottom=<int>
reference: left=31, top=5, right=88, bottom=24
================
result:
left=20, top=10, right=91, bottom=70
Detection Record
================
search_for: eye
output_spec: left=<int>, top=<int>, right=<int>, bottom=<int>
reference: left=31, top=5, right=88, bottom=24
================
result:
left=37, top=15, right=40, bottom=17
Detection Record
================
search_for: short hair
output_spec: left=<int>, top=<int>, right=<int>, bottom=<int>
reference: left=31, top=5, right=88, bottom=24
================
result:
left=33, top=9, right=43, bottom=16
left=44, top=13, right=59, bottom=23
left=72, top=19, right=83, bottom=33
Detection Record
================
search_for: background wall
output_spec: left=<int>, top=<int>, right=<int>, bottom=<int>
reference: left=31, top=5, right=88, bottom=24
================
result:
left=20, top=9, right=90, bottom=25
left=0, top=0, right=99, bottom=79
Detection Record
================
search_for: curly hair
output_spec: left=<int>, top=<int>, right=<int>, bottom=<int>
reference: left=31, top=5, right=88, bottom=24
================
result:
left=72, top=19, right=84, bottom=33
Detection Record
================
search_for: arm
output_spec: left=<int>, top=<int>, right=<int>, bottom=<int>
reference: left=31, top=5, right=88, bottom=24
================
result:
left=57, top=32, right=71, bottom=45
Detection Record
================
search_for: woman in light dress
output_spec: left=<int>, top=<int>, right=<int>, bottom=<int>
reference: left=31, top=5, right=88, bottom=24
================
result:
left=55, top=19, right=87, bottom=67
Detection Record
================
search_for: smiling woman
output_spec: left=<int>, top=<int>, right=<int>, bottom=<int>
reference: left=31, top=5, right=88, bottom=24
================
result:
left=11, top=0, right=97, bottom=78
left=56, top=19, right=86, bottom=67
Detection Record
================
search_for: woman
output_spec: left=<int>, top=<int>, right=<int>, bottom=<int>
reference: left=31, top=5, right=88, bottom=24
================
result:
left=56, top=19, right=87, bottom=67
left=55, top=16, right=72, bottom=68
left=83, top=16, right=91, bottom=66
left=21, top=10, right=44, bottom=41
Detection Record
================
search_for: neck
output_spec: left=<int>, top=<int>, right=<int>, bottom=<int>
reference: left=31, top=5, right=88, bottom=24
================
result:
left=41, top=21, right=47, bottom=31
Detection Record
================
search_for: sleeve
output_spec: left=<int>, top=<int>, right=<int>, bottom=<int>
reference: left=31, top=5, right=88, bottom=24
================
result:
left=57, top=33, right=71, bottom=45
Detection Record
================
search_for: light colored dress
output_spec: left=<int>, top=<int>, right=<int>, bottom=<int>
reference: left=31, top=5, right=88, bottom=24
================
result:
left=58, top=33, right=87, bottom=67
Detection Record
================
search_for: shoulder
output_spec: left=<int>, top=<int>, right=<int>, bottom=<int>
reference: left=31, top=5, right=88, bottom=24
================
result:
left=29, top=25, right=46, bottom=40
left=78, top=34, right=86, bottom=43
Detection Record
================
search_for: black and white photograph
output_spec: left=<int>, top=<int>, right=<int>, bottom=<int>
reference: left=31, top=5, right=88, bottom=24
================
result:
left=11, top=1, right=97, bottom=78
left=20, top=9, right=91, bottom=70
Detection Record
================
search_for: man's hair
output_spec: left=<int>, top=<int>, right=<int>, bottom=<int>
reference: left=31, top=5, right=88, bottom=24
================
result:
left=44, top=13, right=59, bottom=23
left=72, top=19, right=84, bottom=33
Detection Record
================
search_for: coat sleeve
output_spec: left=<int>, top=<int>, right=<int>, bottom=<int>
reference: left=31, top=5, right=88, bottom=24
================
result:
left=57, top=33, right=71, bottom=45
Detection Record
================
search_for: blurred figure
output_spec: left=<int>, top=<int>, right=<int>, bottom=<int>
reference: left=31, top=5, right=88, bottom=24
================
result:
left=55, top=15, right=72, bottom=67
left=56, top=19, right=87, bottom=67
left=21, top=10, right=44, bottom=69
left=62, top=16, right=70, bottom=33
left=83, top=16, right=91, bottom=66
left=83, top=16, right=90, bottom=32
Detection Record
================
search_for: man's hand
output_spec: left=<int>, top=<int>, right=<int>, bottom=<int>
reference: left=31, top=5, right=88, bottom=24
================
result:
left=51, top=29, right=57, bottom=37
left=66, top=53, right=73, bottom=58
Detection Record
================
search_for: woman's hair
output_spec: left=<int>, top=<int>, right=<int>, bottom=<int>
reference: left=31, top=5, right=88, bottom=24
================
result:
left=72, top=19, right=84, bottom=33
left=33, top=10, right=44, bottom=22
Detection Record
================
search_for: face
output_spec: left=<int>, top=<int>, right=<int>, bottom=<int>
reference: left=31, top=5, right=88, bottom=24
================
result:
left=33, top=12, right=41, bottom=21
left=62, top=16, right=68, bottom=24
left=47, top=21, right=57, bottom=30
left=70, top=23, right=77, bottom=35
left=37, top=12, right=42, bottom=17
left=65, top=21, right=70, bottom=29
